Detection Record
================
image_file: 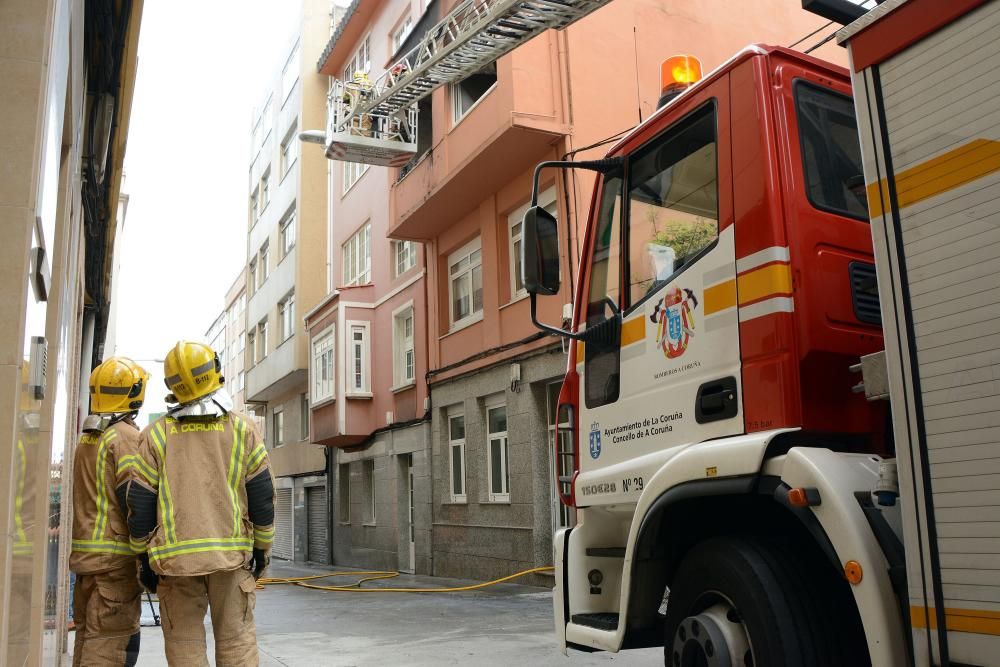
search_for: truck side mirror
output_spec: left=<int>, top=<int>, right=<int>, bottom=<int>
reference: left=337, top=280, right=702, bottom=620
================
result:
left=521, top=205, right=560, bottom=296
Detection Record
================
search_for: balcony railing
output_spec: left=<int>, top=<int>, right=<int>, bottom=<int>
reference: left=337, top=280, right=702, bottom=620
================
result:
left=325, top=79, right=419, bottom=168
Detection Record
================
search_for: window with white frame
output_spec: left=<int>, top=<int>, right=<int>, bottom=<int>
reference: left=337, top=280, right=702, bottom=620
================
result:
left=300, top=393, right=309, bottom=441
left=394, top=240, right=417, bottom=277
left=280, top=124, right=298, bottom=178
left=486, top=400, right=509, bottom=502
left=280, top=209, right=296, bottom=258
left=247, top=330, right=256, bottom=366
left=342, top=223, right=371, bottom=286
left=392, top=15, right=413, bottom=54
left=448, top=238, right=483, bottom=328
left=508, top=187, right=557, bottom=301
left=448, top=411, right=466, bottom=503
left=260, top=169, right=270, bottom=210
left=338, top=463, right=351, bottom=523
left=273, top=408, right=284, bottom=446
left=248, top=258, right=257, bottom=297
left=452, top=63, right=497, bottom=123
left=393, top=306, right=415, bottom=387
left=363, top=458, right=376, bottom=524
left=251, top=119, right=262, bottom=157
left=348, top=322, right=371, bottom=395
left=250, top=188, right=259, bottom=225
left=343, top=161, right=369, bottom=193
left=312, top=330, right=335, bottom=402
left=278, top=292, right=295, bottom=342
left=237, top=371, right=245, bottom=393
left=261, top=97, right=273, bottom=132
left=257, top=319, right=268, bottom=362
left=258, top=242, right=269, bottom=287
left=237, top=329, right=245, bottom=353
left=281, top=42, right=300, bottom=105
left=342, top=36, right=370, bottom=80
left=238, top=293, right=246, bottom=314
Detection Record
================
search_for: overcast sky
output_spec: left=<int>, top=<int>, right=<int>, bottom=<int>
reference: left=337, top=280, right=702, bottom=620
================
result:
left=117, top=0, right=301, bottom=420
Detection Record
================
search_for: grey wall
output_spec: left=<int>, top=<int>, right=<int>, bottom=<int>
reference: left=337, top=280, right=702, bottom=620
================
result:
left=429, top=346, right=565, bottom=585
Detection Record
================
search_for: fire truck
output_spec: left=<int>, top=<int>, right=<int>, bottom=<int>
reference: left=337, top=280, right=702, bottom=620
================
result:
left=516, top=1, right=1000, bottom=665
left=316, top=0, right=997, bottom=662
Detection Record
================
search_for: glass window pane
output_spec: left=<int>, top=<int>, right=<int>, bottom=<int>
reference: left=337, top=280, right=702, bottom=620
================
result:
left=796, top=84, right=867, bottom=220
left=587, top=172, right=623, bottom=328
left=451, top=444, right=463, bottom=495
left=513, top=239, right=523, bottom=293
left=449, top=415, right=465, bottom=440
left=627, top=104, right=718, bottom=305
left=472, top=266, right=483, bottom=313
left=488, top=405, right=506, bottom=433
left=453, top=274, right=470, bottom=321
left=490, top=439, right=503, bottom=494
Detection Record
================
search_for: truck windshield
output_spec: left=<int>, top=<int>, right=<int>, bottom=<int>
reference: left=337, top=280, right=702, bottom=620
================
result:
left=795, top=82, right=868, bottom=221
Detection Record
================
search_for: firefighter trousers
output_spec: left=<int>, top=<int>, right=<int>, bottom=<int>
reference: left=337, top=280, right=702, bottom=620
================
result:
left=158, top=567, right=259, bottom=667
left=72, top=563, right=142, bottom=667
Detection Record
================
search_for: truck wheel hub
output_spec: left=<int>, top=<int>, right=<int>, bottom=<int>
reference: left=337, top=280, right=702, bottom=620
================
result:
left=671, top=601, right=751, bottom=667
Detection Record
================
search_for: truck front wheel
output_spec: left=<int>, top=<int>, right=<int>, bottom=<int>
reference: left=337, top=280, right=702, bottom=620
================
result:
left=663, top=536, right=866, bottom=667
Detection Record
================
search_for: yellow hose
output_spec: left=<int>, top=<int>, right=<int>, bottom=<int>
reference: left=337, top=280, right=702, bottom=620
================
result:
left=257, top=566, right=554, bottom=593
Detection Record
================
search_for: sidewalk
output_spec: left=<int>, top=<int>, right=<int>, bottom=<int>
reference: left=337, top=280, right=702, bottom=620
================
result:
left=66, top=560, right=658, bottom=665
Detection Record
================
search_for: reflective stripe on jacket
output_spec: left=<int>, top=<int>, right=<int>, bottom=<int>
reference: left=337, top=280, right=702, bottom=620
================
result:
left=127, top=410, right=275, bottom=577
left=70, top=420, right=140, bottom=574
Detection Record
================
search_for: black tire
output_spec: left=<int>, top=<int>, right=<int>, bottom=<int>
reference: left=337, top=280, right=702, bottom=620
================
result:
left=663, top=536, right=869, bottom=667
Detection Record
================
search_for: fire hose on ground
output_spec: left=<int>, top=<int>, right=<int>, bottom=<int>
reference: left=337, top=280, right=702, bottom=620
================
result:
left=254, top=566, right=555, bottom=593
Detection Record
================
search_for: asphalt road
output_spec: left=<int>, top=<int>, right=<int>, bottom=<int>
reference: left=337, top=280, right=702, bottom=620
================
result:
left=68, top=560, right=662, bottom=666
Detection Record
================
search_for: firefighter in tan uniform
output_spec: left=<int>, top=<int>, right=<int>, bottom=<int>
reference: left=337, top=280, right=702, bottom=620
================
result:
left=70, top=357, right=148, bottom=666
left=126, top=341, right=275, bottom=666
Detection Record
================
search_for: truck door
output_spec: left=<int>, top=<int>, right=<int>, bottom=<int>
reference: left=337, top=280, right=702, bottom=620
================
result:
left=577, top=76, right=743, bottom=497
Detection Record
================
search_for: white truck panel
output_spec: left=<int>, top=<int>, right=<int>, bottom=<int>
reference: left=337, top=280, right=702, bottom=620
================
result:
left=845, top=0, right=1000, bottom=661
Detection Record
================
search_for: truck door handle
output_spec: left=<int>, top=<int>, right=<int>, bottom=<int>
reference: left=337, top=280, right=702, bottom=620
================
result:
left=696, top=377, right=738, bottom=424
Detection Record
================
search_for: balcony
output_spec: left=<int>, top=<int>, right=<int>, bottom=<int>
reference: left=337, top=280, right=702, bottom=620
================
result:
left=389, top=32, right=568, bottom=241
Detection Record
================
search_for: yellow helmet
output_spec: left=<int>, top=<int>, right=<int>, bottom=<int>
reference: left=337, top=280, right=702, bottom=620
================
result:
left=163, top=340, right=224, bottom=405
left=89, top=357, right=149, bottom=414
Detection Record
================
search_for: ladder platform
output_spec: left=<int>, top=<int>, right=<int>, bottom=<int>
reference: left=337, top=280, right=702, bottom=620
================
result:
left=325, top=131, right=416, bottom=168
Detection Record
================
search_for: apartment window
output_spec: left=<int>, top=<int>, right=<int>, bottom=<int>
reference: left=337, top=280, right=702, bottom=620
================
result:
left=248, top=258, right=257, bottom=297
left=261, top=97, right=273, bottom=131
left=237, top=371, right=245, bottom=393
left=273, top=408, right=284, bottom=446
left=257, top=319, right=268, bottom=362
left=343, top=161, right=369, bottom=193
left=280, top=124, right=298, bottom=178
left=448, top=238, right=483, bottom=328
left=260, top=169, right=270, bottom=210
left=300, top=393, right=309, bottom=441
left=394, top=240, right=417, bottom=277
left=259, top=242, right=269, bottom=286
left=238, top=293, right=246, bottom=314
left=250, top=188, right=259, bottom=225
left=282, top=42, right=300, bottom=104
left=348, top=323, right=371, bottom=395
left=343, top=36, right=370, bottom=80
left=392, top=15, right=413, bottom=54
left=363, top=459, right=376, bottom=524
left=251, top=120, right=262, bottom=157
left=509, top=188, right=557, bottom=301
left=247, top=330, right=256, bottom=366
left=393, top=306, right=415, bottom=387
left=452, top=63, right=497, bottom=123
left=237, top=330, right=245, bottom=353
left=280, top=210, right=296, bottom=257
left=342, top=223, right=371, bottom=286
left=448, top=411, right=466, bottom=503
left=278, top=292, right=295, bottom=342
left=339, top=463, right=351, bottom=523
left=312, top=331, right=335, bottom=402
left=486, top=401, right=510, bottom=502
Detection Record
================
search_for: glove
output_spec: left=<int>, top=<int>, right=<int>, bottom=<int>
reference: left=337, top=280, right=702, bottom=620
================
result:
left=138, top=553, right=159, bottom=593
left=249, top=548, right=270, bottom=580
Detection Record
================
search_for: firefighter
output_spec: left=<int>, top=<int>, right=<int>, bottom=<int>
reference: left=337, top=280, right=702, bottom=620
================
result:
left=126, top=341, right=275, bottom=667
left=70, top=357, right=148, bottom=667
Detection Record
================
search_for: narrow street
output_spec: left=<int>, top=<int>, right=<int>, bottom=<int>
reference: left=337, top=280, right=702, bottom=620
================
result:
left=68, top=561, right=659, bottom=666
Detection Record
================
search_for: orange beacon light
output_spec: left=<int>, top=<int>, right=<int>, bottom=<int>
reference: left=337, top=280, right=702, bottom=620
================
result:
left=658, top=55, right=703, bottom=108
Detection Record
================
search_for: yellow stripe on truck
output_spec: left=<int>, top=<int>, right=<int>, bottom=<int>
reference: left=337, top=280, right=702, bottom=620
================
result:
left=910, top=605, right=1000, bottom=636
left=620, top=317, right=645, bottom=346
left=867, top=138, right=1000, bottom=218
left=704, top=279, right=737, bottom=316
left=736, top=263, right=793, bottom=306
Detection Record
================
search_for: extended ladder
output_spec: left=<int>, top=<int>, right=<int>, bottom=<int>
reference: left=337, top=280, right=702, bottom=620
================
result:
left=326, top=0, right=612, bottom=167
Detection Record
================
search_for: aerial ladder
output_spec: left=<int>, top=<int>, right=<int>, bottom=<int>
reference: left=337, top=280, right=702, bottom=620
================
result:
left=319, top=0, right=612, bottom=167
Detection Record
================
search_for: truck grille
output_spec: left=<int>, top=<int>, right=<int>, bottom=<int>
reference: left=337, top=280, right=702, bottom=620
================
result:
left=849, top=262, right=881, bottom=325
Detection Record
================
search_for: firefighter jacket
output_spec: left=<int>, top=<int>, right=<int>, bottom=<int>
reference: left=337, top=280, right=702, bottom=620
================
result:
left=70, top=419, right=141, bottom=574
left=125, top=410, right=275, bottom=577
